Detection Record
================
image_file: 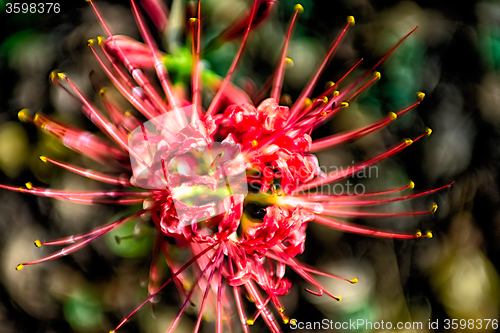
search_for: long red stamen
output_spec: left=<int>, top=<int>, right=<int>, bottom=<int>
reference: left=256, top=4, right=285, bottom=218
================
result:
left=336, top=26, right=418, bottom=104
left=265, top=251, right=355, bottom=284
left=250, top=97, right=325, bottom=153
left=311, top=96, right=425, bottom=152
left=130, top=0, right=179, bottom=110
left=40, top=156, right=131, bottom=186
left=191, top=1, right=202, bottom=120
left=293, top=182, right=414, bottom=200
left=294, top=136, right=420, bottom=193
left=205, top=0, right=259, bottom=117
left=244, top=280, right=282, bottom=333
left=246, top=296, right=271, bottom=325
left=58, top=73, right=163, bottom=181
left=98, top=89, right=128, bottom=138
left=2, top=184, right=148, bottom=198
left=89, top=0, right=168, bottom=115
left=313, top=214, right=430, bottom=239
left=87, top=0, right=113, bottom=37
left=56, top=74, right=129, bottom=150
left=287, top=16, right=355, bottom=124
left=165, top=248, right=223, bottom=333
left=297, top=58, right=363, bottom=123
left=91, top=41, right=158, bottom=120
left=0, top=184, right=148, bottom=207
left=88, top=0, right=161, bottom=111
left=16, top=211, right=143, bottom=271
left=34, top=210, right=145, bottom=247
left=326, top=58, right=363, bottom=92
left=270, top=4, right=303, bottom=102
left=216, top=0, right=276, bottom=42
left=216, top=265, right=223, bottom=333
left=59, top=197, right=144, bottom=205
left=274, top=245, right=341, bottom=301
left=228, top=255, right=250, bottom=333
left=111, top=243, right=219, bottom=332
left=345, top=71, right=381, bottom=103
left=96, top=42, right=136, bottom=90
left=193, top=248, right=223, bottom=333
left=308, top=182, right=454, bottom=207
left=310, top=28, right=418, bottom=132
left=309, top=204, right=438, bottom=218
left=18, top=110, right=127, bottom=164
left=269, top=59, right=363, bottom=140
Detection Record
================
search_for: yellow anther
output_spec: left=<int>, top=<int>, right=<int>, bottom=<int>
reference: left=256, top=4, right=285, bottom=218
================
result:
left=304, top=98, right=312, bottom=108
left=246, top=294, right=255, bottom=303
left=279, top=307, right=285, bottom=313
left=322, top=96, right=329, bottom=103
left=50, top=71, right=58, bottom=82
left=426, top=231, right=433, bottom=239
left=333, top=90, right=340, bottom=97
left=290, top=319, right=297, bottom=325
left=34, top=240, right=42, bottom=248
left=283, top=317, right=289, bottom=324
left=374, top=71, right=381, bottom=79
left=336, top=296, right=342, bottom=302
left=325, top=81, right=335, bottom=88
left=389, top=112, right=397, bottom=120
left=321, top=111, right=327, bottom=117
left=341, top=102, right=349, bottom=108
left=18, top=109, right=31, bottom=122
left=33, top=113, right=40, bottom=123
left=97, top=36, right=105, bottom=45
left=124, top=111, right=132, bottom=117
left=404, top=138, right=413, bottom=145
left=109, top=331, right=115, bottom=333
left=417, top=92, right=425, bottom=100
left=409, top=180, right=415, bottom=189
left=57, top=72, right=66, bottom=79
left=16, top=264, right=23, bottom=271
left=431, top=203, right=438, bottom=213
left=251, top=140, right=258, bottom=147
left=39, top=156, right=47, bottom=163
left=285, top=58, right=294, bottom=67
left=347, top=16, right=355, bottom=25
left=350, top=278, right=358, bottom=284
left=425, top=127, right=432, bottom=136
left=294, top=4, right=304, bottom=13
left=189, top=17, right=197, bottom=24
left=246, top=319, right=255, bottom=326
left=99, top=88, right=107, bottom=96
left=415, top=230, right=422, bottom=237
left=87, top=39, right=94, bottom=46
left=25, top=182, right=33, bottom=190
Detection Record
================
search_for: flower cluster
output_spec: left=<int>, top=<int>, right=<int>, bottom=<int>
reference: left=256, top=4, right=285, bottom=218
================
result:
left=2, top=0, right=452, bottom=332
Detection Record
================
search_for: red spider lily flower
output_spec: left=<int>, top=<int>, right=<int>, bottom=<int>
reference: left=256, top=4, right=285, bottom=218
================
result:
left=2, top=1, right=453, bottom=332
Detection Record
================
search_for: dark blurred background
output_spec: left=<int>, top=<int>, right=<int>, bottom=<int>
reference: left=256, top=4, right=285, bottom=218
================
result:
left=0, top=0, right=499, bottom=332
